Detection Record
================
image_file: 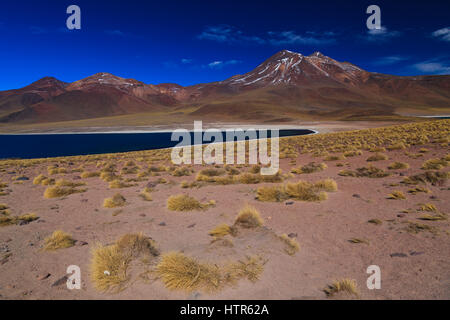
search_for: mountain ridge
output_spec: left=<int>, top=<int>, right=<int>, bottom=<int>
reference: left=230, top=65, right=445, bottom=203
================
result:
left=1, top=50, right=449, bottom=125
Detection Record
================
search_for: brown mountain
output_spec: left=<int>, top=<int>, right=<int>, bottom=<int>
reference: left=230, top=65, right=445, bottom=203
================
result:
left=1, top=50, right=449, bottom=125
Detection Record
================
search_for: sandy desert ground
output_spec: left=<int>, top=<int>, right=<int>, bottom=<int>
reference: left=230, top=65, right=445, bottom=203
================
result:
left=0, top=120, right=449, bottom=300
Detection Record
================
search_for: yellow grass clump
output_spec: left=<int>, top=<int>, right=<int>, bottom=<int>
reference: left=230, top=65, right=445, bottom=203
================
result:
left=43, top=231, right=75, bottom=251
left=44, top=186, right=86, bottom=198
left=109, top=179, right=134, bottom=189
left=103, top=193, right=127, bottom=208
left=208, top=223, right=237, bottom=238
left=156, top=252, right=264, bottom=293
left=279, top=234, right=300, bottom=256
left=421, top=158, right=448, bottom=170
left=80, top=171, right=101, bottom=178
left=324, top=279, right=359, bottom=297
left=366, top=153, right=388, bottom=162
left=167, top=194, right=214, bottom=211
left=234, top=205, right=264, bottom=228
left=387, top=191, right=406, bottom=200
left=388, top=162, right=410, bottom=170
left=291, top=162, right=327, bottom=174
left=408, top=186, right=430, bottom=194
left=139, top=188, right=153, bottom=201
left=91, top=233, right=159, bottom=292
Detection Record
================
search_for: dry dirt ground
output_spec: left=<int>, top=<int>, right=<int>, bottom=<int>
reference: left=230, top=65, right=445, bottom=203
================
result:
left=0, top=125, right=449, bottom=300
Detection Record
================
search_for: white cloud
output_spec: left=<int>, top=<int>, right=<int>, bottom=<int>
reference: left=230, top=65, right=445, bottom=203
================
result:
left=267, top=31, right=335, bottom=45
left=197, top=25, right=335, bottom=46
left=365, top=26, right=401, bottom=42
left=413, top=61, right=450, bottom=75
left=207, top=60, right=242, bottom=69
left=181, top=59, right=193, bottom=64
left=431, top=27, right=450, bottom=42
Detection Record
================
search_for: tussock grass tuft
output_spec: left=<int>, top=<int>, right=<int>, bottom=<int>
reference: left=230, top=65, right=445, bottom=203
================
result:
left=405, top=222, right=437, bottom=234
left=418, top=203, right=438, bottom=212
left=103, top=193, right=127, bottom=208
left=402, top=171, right=449, bottom=185
left=419, top=213, right=447, bottom=221
left=109, top=179, right=134, bottom=189
left=44, top=186, right=86, bottom=198
left=167, top=194, right=213, bottom=211
left=291, top=162, right=327, bottom=174
left=388, top=162, right=410, bottom=170
left=421, top=158, right=448, bottom=170
left=55, top=179, right=86, bottom=187
left=156, top=252, right=264, bottom=293
left=208, top=223, right=237, bottom=238
left=279, top=234, right=300, bottom=255
left=387, top=191, right=406, bottom=200
left=408, top=186, right=430, bottom=194
left=80, top=171, right=101, bottom=178
left=256, top=186, right=287, bottom=202
left=366, top=153, right=388, bottom=162
left=43, top=231, right=75, bottom=251
left=324, top=279, right=359, bottom=297
left=91, top=233, right=159, bottom=292
left=348, top=238, right=369, bottom=244
left=139, top=188, right=153, bottom=201
left=368, top=219, right=382, bottom=225
left=234, top=205, right=264, bottom=228
left=340, top=166, right=390, bottom=178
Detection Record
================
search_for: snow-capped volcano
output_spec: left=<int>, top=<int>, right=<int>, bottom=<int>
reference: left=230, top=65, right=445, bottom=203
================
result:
left=222, top=50, right=367, bottom=88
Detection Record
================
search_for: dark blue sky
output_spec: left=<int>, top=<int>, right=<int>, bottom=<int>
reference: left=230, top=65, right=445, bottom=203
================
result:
left=1, top=0, right=449, bottom=90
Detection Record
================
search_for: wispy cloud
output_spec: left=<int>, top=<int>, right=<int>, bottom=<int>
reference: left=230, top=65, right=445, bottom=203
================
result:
left=412, top=61, right=450, bottom=75
left=364, top=26, right=402, bottom=42
left=373, top=55, right=409, bottom=66
left=431, top=27, right=450, bottom=42
left=267, top=31, right=335, bottom=46
left=197, top=25, right=336, bottom=46
left=181, top=58, right=193, bottom=64
left=207, top=60, right=242, bottom=69
left=197, top=25, right=265, bottom=44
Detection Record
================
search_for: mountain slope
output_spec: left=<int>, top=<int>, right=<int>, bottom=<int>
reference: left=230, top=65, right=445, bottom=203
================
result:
left=1, top=50, right=449, bottom=125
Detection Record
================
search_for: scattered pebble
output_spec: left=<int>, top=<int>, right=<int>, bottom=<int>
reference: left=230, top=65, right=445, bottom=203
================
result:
left=187, top=223, right=196, bottom=228
left=390, top=253, right=408, bottom=258
left=410, top=251, right=425, bottom=256
left=288, top=233, right=297, bottom=238
left=37, top=273, right=51, bottom=281
left=352, top=194, right=361, bottom=198
left=159, top=222, right=166, bottom=226
left=285, top=201, right=294, bottom=205
left=397, top=214, right=406, bottom=218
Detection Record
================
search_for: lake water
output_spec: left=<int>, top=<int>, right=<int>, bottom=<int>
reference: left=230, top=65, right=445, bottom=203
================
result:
left=0, top=129, right=315, bottom=160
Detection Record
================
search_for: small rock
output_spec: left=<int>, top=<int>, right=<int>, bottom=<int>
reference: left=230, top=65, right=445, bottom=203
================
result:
left=410, top=251, right=425, bottom=256
left=81, top=199, right=88, bottom=203
left=352, top=194, right=361, bottom=198
left=51, top=275, right=68, bottom=287
left=7, top=171, right=16, bottom=175
left=188, top=292, right=201, bottom=300
left=73, top=176, right=82, bottom=180
left=187, top=223, right=196, bottom=228
left=16, top=177, right=29, bottom=181
left=139, top=214, right=146, bottom=217
left=18, top=220, right=30, bottom=226
left=0, top=245, right=9, bottom=253
left=159, top=222, right=166, bottom=226
left=288, top=233, right=297, bottom=238
left=285, top=201, right=294, bottom=205
left=397, top=214, right=406, bottom=218
left=37, top=273, right=51, bottom=281
left=399, top=173, right=405, bottom=177
left=429, top=196, right=437, bottom=200
left=37, top=220, right=46, bottom=223
left=390, top=253, right=408, bottom=258
left=76, top=241, right=88, bottom=246
left=146, top=182, right=158, bottom=189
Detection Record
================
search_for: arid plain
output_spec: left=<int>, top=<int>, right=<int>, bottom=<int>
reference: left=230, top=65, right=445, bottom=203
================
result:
left=0, top=119, right=449, bottom=300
